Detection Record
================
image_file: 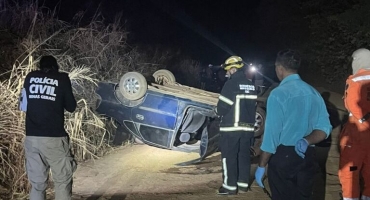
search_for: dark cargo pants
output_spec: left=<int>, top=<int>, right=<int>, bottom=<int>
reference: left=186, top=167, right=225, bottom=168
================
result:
left=219, top=131, right=254, bottom=191
left=267, top=145, right=317, bottom=200
left=24, top=136, right=77, bottom=200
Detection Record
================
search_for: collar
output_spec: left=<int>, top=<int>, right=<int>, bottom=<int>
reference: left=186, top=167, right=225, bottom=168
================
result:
left=230, top=69, right=245, bottom=79
left=349, top=68, right=370, bottom=79
left=280, top=74, right=301, bottom=85
left=357, top=68, right=370, bottom=74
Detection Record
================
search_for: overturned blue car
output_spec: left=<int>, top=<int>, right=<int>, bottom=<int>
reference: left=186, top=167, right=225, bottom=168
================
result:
left=95, top=69, right=270, bottom=163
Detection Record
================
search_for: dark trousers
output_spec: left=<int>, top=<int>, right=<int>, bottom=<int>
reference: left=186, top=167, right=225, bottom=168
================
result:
left=268, top=145, right=317, bottom=200
left=219, top=131, right=254, bottom=190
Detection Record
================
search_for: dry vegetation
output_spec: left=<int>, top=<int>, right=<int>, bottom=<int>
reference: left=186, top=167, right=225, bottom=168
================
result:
left=0, top=1, right=192, bottom=199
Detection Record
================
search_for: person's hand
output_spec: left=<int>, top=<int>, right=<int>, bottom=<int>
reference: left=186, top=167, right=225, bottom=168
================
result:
left=255, top=166, right=265, bottom=188
left=295, top=138, right=309, bottom=158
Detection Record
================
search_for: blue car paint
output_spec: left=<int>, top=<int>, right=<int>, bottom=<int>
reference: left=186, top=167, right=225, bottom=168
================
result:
left=131, top=94, right=178, bottom=129
left=95, top=82, right=216, bottom=150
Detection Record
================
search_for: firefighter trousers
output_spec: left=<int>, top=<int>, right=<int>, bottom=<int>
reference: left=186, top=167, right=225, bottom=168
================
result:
left=267, top=145, right=317, bottom=200
left=219, top=131, right=254, bottom=191
left=339, top=123, right=370, bottom=200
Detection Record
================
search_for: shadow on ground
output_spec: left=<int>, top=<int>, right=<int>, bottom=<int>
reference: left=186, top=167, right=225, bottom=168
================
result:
left=84, top=194, right=128, bottom=200
left=312, top=92, right=344, bottom=200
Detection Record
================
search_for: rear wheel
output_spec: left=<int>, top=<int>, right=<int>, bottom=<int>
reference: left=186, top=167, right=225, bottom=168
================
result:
left=254, top=107, right=266, bottom=137
left=153, top=69, right=176, bottom=84
left=119, top=72, right=147, bottom=100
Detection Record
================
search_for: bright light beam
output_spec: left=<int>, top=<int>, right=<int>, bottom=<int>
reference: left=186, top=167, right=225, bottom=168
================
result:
left=150, top=0, right=237, bottom=56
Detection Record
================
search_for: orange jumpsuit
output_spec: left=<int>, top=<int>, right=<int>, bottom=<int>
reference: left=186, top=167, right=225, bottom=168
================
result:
left=339, top=68, right=370, bottom=199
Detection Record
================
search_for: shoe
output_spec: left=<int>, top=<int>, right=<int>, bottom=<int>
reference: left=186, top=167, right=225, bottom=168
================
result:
left=238, top=186, right=249, bottom=193
left=217, top=186, right=237, bottom=195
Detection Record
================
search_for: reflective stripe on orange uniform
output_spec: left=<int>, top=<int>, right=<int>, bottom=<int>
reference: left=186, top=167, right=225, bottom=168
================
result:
left=339, top=68, right=370, bottom=199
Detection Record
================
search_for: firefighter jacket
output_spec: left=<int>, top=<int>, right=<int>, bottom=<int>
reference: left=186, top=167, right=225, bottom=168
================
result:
left=344, top=68, right=370, bottom=131
left=216, top=69, right=257, bottom=132
left=22, top=70, right=77, bottom=137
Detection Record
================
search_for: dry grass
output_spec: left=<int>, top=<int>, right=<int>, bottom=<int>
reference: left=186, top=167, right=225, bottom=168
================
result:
left=0, top=1, right=166, bottom=199
left=0, top=0, right=203, bottom=198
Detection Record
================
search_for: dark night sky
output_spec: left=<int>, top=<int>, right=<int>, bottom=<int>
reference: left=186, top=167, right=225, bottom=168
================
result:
left=41, top=0, right=287, bottom=65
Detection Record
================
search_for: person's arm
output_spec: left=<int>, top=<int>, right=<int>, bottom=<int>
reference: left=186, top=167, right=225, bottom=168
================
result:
left=255, top=94, right=282, bottom=188
left=64, top=74, right=77, bottom=113
left=19, top=88, right=28, bottom=112
left=19, top=75, right=30, bottom=112
left=258, top=151, right=272, bottom=167
left=216, top=82, right=233, bottom=116
left=345, top=80, right=365, bottom=121
left=306, top=97, right=332, bottom=144
left=304, top=130, right=327, bottom=145
left=295, top=95, right=333, bottom=158
left=259, top=94, right=284, bottom=166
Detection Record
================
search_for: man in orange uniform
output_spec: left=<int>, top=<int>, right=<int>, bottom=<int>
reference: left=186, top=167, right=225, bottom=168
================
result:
left=339, top=48, right=370, bottom=200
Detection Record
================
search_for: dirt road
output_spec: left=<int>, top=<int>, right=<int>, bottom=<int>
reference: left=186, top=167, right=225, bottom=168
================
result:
left=67, top=88, right=345, bottom=200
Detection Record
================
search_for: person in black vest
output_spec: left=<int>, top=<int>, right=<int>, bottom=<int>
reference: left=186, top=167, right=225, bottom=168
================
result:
left=19, top=55, right=77, bottom=200
left=216, top=56, right=257, bottom=195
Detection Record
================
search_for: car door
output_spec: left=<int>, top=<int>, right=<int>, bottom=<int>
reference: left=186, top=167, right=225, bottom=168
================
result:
left=131, top=92, right=179, bottom=148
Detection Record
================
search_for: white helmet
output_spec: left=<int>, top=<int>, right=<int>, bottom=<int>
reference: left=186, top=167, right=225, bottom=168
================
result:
left=352, top=48, right=370, bottom=74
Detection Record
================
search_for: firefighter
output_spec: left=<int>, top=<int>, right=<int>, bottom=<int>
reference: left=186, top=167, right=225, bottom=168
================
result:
left=216, top=56, right=257, bottom=195
left=339, top=48, right=370, bottom=200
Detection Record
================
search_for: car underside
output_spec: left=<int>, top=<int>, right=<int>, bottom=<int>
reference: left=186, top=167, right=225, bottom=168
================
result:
left=95, top=69, right=272, bottom=164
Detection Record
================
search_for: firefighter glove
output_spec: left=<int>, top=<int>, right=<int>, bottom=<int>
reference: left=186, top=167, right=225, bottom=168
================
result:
left=255, top=166, right=265, bottom=188
left=295, top=138, right=309, bottom=158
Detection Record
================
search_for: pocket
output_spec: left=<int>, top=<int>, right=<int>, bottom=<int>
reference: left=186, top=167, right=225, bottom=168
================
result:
left=271, top=147, right=305, bottom=176
left=339, top=145, right=354, bottom=169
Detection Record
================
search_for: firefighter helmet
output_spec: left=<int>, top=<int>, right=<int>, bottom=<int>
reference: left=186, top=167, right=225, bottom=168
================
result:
left=223, top=56, right=244, bottom=70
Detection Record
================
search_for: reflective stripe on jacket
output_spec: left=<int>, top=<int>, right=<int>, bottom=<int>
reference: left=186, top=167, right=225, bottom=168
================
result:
left=216, top=69, right=257, bottom=132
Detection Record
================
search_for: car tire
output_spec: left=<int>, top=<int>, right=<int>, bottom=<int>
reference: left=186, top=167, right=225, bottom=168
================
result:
left=250, top=135, right=263, bottom=157
left=153, top=69, right=176, bottom=84
left=254, top=107, right=266, bottom=137
left=119, top=72, right=148, bottom=100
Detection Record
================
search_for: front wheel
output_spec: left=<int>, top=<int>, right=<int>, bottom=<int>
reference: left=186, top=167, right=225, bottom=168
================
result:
left=119, top=72, right=148, bottom=100
left=153, top=69, right=176, bottom=85
left=254, top=107, right=266, bottom=137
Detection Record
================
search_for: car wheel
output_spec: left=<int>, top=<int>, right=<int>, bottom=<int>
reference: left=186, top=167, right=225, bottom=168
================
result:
left=119, top=72, right=148, bottom=100
left=153, top=69, right=176, bottom=84
left=250, top=135, right=263, bottom=157
left=254, top=107, right=266, bottom=137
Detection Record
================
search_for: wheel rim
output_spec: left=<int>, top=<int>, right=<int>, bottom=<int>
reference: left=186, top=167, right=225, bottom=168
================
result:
left=124, top=77, right=140, bottom=94
left=255, top=112, right=263, bottom=132
left=156, top=75, right=171, bottom=84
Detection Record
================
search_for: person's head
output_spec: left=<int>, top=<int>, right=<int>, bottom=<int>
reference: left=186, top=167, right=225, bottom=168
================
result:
left=223, top=56, right=244, bottom=77
left=39, top=55, right=59, bottom=73
left=275, top=49, right=301, bottom=81
left=351, top=48, right=370, bottom=74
